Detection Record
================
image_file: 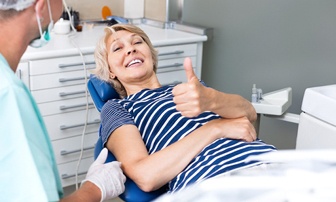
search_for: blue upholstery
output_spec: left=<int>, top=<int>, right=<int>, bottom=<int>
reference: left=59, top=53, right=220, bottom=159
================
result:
left=87, top=75, right=119, bottom=112
left=88, top=75, right=167, bottom=202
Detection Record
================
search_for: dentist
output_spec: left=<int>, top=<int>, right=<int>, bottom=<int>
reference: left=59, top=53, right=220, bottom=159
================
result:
left=0, top=0, right=125, bottom=201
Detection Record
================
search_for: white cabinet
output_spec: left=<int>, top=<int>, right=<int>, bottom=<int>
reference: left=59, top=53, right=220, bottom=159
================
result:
left=20, top=24, right=207, bottom=188
left=28, top=54, right=99, bottom=186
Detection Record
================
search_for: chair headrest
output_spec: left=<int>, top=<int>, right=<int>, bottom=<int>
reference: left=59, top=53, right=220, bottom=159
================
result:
left=89, top=75, right=119, bottom=101
left=88, top=75, right=120, bottom=112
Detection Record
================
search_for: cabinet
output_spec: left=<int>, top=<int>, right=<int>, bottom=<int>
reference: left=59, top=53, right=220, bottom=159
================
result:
left=19, top=24, right=207, bottom=187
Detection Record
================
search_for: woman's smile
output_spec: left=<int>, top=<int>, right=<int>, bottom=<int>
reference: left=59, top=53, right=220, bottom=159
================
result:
left=126, top=58, right=144, bottom=68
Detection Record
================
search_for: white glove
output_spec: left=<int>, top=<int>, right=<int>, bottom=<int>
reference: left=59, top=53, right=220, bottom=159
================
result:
left=82, top=148, right=126, bottom=202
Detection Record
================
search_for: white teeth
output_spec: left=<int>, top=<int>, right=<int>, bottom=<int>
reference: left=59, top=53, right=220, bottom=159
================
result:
left=128, top=59, right=142, bottom=67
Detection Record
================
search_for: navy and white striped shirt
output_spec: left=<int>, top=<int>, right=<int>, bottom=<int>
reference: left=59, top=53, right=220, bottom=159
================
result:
left=100, top=84, right=276, bottom=192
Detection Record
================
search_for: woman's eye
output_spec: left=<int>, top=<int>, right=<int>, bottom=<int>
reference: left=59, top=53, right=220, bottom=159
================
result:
left=113, top=47, right=121, bottom=52
left=134, top=41, right=142, bottom=45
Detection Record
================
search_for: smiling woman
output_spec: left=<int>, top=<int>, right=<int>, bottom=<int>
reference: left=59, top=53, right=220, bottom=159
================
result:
left=92, top=23, right=276, bottom=194
left=93, top=24, right=159, bottom=98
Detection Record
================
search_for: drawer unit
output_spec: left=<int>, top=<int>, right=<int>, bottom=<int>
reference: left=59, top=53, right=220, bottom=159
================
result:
left=156, top=43, right=199, bottom=78
left=25, top=54, right=101, bottom=188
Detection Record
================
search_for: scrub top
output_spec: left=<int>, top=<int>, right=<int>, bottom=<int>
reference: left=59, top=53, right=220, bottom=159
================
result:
left=0, top=54, right=63, bottom=201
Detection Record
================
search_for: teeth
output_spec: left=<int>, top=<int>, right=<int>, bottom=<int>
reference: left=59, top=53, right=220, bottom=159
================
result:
left=128, top=59, right=142, bottom=67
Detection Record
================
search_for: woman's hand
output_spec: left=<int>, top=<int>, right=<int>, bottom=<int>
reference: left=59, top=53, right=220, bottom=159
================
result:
left=208, top=117, right=257, bottom=142
left=172, top=57, right=257, bottom=123
left=172, top=57, right=211, bottom=117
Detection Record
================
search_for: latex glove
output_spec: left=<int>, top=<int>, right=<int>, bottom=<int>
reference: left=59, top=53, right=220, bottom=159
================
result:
left=82, top=148, right=126, bottom=201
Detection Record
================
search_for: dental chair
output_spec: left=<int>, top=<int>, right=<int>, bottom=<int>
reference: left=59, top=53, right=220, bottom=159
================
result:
left=87, top=75, right=168, bottom=202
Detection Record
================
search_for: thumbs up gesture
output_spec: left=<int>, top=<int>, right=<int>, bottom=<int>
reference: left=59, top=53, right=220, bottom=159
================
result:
left=172, top=57, right=210, bottom=117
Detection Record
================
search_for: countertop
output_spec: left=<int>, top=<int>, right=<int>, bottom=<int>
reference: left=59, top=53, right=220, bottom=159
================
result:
left=21, top=24, right=207, bottom=61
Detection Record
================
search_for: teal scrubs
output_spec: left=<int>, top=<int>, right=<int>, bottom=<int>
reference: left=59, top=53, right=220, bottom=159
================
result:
left=0, top=54, right=63, bottom=201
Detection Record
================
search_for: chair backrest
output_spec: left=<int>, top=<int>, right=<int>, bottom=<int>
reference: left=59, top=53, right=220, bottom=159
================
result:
left=87, top=74, right=167, bottom=202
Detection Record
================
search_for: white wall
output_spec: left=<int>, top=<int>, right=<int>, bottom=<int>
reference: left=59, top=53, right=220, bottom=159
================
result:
left=182, top=0, right=336, bottom=149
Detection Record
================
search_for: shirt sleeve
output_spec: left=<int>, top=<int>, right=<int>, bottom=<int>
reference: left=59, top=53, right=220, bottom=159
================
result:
left=100, top=100, right=135, bottom=146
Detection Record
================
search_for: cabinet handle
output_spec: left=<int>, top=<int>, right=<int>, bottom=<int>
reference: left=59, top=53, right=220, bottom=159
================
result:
left=60, top=119, right=100, bottom=130
left=16, top=69, right=22, bottom=79
left=158, top=50, right=184, bottom=56
left=59, top=102, right=94, bottom=111
left=58, top=61, right=95, bottom=68
left=61, top=171, right=87, bottom=179
left=158, top=63, right=183, bottom=69
left=59, top=90, right=86, bottom=97
left=59, top=76, right=87, bottom=83
left=60, top=145, right=95, bottom=156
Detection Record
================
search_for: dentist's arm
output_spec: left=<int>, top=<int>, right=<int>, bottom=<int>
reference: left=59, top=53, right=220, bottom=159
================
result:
left=172, top=57, right=257, bottom=122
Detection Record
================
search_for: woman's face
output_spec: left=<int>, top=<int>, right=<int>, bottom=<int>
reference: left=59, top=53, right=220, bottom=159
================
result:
left=106, top=30, right=155, bottom=86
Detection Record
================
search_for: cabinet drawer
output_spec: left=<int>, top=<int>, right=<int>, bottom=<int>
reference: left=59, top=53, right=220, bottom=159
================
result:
left=157, top=56, right=196, bottom=73
left=29, top=55, right=95, bottom=76
left=32, top=84, right=87, bottom=104
left=156, top=44, right=197, bottom=60
left=30, top=70, right=90, bottom=91
left=44, top=108, right=100, bottom=141
left=157, top=69, right=188, bottom=86
left=38, top=96, right=95, bottom=116
left=52, top=132, right=97, bottom=164
left=58, top=157, right=94, bottom=187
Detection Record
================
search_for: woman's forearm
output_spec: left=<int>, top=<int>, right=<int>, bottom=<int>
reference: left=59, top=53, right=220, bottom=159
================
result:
left=108, top=122, right=220, bottom=192
left=206, top=87, right=257, bottom=122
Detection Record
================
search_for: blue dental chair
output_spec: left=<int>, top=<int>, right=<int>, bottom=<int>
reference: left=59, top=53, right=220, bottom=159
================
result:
left=87, top=75, right=168, bottom=202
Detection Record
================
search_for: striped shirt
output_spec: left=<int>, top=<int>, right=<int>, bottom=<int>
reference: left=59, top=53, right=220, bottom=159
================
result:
left=100, top=84, right=276, bottom=192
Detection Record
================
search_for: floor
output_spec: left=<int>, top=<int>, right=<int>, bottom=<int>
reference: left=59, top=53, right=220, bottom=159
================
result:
left=64, top=185, right=124, bottom=202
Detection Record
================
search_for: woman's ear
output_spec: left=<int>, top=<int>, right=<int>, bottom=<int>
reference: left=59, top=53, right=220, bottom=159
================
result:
left=109, top=72, right=116, bottom=79
left=34, top=0, right=46, bottom=18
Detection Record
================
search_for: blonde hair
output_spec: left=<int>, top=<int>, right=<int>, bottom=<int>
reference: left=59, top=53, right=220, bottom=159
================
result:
left=93, top=24, right=158, bottom=98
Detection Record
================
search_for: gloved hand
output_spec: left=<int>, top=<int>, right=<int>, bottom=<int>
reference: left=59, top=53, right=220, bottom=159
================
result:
left=82, top=148, right=126, bottom=202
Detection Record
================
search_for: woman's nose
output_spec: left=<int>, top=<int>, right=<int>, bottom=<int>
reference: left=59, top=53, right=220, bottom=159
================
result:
left=126, top=48, right=136, bottom=55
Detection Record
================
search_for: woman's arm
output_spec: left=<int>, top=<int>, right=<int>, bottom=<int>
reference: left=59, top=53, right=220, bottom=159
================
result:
left=172, top=57, right=257, bottom=122
left=106, top=116, right=256, bottom=192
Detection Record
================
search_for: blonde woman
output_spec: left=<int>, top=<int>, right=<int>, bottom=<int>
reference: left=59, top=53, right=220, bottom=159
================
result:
left=93, top=24, right=276, bottom=193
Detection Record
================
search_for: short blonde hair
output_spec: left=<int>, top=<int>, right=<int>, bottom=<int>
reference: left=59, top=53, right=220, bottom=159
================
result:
left=93, top=24, right=158, bottom=98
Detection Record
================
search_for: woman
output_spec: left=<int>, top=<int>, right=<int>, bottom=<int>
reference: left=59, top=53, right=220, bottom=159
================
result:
left=93, top=24, right=276, bottom=193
